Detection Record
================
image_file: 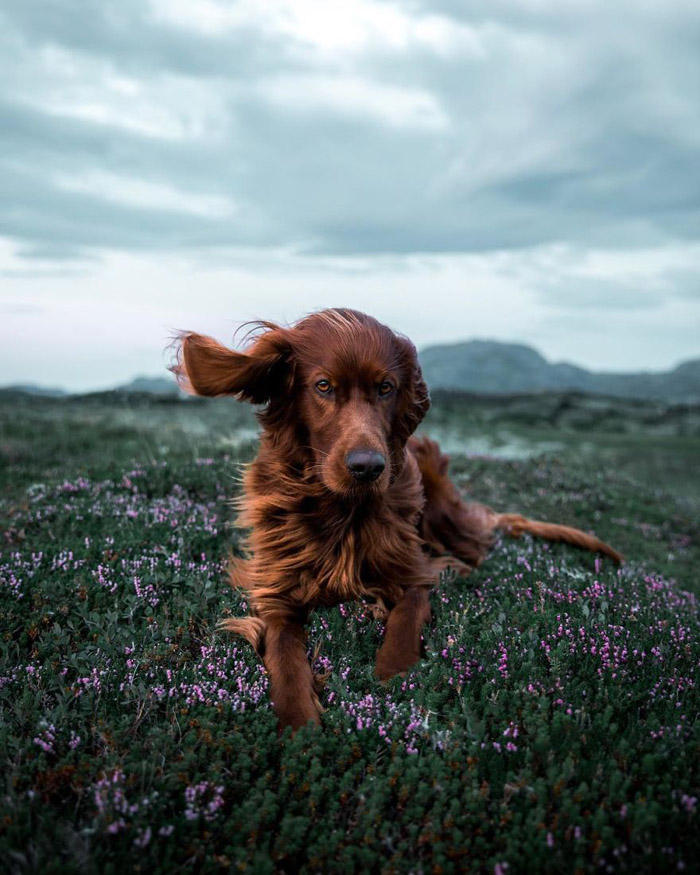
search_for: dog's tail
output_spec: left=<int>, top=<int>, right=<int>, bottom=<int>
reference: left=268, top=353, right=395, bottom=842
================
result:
left=492, top=513, right=623, bottom=564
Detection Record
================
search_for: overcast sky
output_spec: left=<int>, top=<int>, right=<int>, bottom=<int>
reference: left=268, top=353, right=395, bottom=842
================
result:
left=1, top=0, right=699, bottom=391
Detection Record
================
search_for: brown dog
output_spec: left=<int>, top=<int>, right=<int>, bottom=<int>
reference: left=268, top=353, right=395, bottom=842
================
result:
left=172, top=308, right=621, bottom=731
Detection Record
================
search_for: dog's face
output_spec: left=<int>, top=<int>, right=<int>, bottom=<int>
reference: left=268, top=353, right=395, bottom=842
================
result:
left=293, top=311, right=410, bottom=495
left=173, top=309, right=430, bottom=497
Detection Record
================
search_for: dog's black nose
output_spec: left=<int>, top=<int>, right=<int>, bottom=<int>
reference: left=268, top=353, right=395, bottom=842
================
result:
left=346, top=450, right=386, bottom=482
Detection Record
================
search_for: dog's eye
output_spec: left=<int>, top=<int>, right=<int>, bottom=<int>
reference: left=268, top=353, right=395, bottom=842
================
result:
left=378, top=381, right=394, bottom=397
left=315, top=380, right=332, bottom=394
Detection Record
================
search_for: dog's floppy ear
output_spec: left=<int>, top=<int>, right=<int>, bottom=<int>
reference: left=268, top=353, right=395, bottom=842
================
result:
left=171, top=325, right=293, bottom=404
left=394, top=337, right=431, bottom=444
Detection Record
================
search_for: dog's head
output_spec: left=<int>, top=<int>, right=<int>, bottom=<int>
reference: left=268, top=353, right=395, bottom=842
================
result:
left=172, top=309, right=430, bottom=496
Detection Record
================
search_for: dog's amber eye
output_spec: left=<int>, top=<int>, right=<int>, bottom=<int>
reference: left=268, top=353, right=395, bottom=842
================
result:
left=378, top=381, right=394, bottom=397
left=315, top=380, right=332, bottom=394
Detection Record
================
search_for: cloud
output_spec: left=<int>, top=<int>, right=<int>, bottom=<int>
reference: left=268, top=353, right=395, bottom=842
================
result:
left=0, top=0, right=698, bottom=292
left=257, top=74, right=448, bottom=130
left=149, top=0, right=486, bottom=59
left=495, top=242, right=700, bottom=312
left=54, top=170, right=236, bottom=218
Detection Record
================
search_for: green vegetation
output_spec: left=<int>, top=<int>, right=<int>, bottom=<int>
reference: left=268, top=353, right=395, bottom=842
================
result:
left=1, top=392, right=698, bottom=873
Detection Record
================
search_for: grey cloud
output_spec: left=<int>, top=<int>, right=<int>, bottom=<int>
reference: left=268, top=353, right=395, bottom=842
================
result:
left=633, top=267, right=700, bottom=304
left=492, top=135, right=700, bottom=236
left=1, top=0, right=699, bottom=267
left=2, top=0, right=292, bottom=80
left=0, top=100, right=284, bottom=256
left=1, top=164, right=270, bottom=256
left=536, top=277, right=667, bottom=312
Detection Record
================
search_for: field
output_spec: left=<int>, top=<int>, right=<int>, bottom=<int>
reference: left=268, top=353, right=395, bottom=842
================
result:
left=1, top=391, right=699, bottom=873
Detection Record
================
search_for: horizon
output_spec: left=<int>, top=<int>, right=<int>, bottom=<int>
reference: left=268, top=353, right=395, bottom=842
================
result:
left=1, top=1, right=699, bottom=390
left=3, top=333, right=697, bottom=395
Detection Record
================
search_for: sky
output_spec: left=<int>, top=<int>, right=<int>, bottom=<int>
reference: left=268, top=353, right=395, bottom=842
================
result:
left=1, top=0, right=699, bottom=392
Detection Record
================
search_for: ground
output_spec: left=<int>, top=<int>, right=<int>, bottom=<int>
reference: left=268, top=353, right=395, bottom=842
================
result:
left=1, top=391, right=698, bottom=873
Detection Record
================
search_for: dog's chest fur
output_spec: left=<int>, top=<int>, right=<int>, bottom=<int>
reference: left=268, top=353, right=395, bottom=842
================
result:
left=237, top=452, right=430, bottom=610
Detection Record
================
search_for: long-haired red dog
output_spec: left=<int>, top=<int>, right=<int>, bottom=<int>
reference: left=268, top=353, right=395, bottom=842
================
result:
left=172, top=309, right=621, bottom=731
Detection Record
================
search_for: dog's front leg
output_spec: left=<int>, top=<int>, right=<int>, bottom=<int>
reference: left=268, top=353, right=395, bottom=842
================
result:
left=374, top=586, right=431, bottom=681
left=264, top=616, right=322, bottom=732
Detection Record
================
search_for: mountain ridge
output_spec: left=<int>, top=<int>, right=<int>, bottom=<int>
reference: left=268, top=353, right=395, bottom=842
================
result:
left=419, top=340, right=700, bottom=402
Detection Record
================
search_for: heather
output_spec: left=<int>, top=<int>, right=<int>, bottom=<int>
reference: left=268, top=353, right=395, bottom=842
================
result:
left=1, top=393, right=699, bottom=873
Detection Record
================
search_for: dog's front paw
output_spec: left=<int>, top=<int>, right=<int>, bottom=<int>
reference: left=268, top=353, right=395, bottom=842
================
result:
left=312, top=670, right=331, bottom=697
left=378, top=671, right=407, bottom=687
left=368, top=600, right=390, bottom=622
left=375, top=648, right=418, bottom=682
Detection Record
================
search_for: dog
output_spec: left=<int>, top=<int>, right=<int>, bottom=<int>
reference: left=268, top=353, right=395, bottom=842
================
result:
left=172, top=308, right=622, bottom=731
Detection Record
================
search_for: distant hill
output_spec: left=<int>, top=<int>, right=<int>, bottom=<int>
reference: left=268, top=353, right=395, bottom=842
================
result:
left=419, top=340, right=700, bottom=402
left=116, top=376, right=182, bottom=396
left=0, top=384, right=67, bottom=397
left=0, top=376, right=183, bottom=399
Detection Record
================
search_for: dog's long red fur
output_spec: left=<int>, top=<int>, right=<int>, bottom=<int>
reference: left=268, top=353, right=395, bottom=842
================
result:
left=172, top=309, right=622, bottom=731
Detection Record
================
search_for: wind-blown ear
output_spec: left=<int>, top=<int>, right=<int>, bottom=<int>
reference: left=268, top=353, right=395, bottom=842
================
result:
left=170, top=327, right=293, bottom=404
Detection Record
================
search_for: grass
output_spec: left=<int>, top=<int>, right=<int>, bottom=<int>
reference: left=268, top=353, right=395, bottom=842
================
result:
left=1, top=392, right=698, bottom=873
